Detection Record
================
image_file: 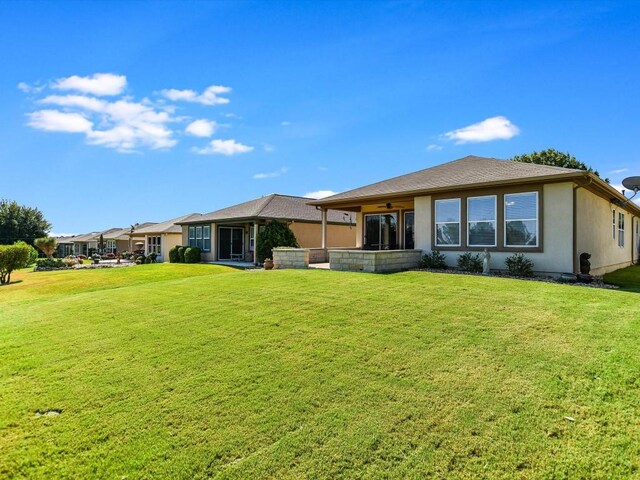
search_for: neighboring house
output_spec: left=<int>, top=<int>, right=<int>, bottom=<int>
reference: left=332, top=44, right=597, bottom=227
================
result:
left=71, top=232, right=100, bottom=256
left=132, top=214, right=197, bottom=262
left=308, top=155, right=640, bottom=275
left=54, top=236, right=76, bottom=257
left=103, top=223, right=157, bottom=253
left=178, top=194, right=356, bottom=263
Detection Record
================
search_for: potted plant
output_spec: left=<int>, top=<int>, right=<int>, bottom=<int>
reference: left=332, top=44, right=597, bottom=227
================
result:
left=263, top=258, right=274, bottom=270
left=92, top=253, right=101, bottom=265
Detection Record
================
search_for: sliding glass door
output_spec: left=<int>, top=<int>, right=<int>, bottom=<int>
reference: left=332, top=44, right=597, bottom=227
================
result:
left=218, top=227, right=245, bottom=260
left=364, top=213, right=398, bottom=250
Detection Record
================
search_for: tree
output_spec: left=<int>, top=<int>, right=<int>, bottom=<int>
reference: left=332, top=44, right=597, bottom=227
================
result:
left=509, top=148, right=609, bottom=182
left=34, top=236, right=58, bottom=258
left=0, top=199, right=51, bottom=246
left=0, top=242, right=33, bottom=285
left=99, top=234, right=104, bottom=253
left=256, top=221, right=299, bottom=262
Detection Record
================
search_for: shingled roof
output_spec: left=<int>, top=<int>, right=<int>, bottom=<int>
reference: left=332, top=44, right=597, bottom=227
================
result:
left=179, top=194, right=352, bottom=225
left=309, top=156, right=585, bottom=206
left=133, top=214, right=198, bottom=234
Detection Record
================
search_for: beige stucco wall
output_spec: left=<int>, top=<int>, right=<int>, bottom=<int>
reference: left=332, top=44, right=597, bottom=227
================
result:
left=414, top=195, right=432, bottom=252
left=290, top=221, right=356, bottom=248
left=576, top=188, right=636, bottom=275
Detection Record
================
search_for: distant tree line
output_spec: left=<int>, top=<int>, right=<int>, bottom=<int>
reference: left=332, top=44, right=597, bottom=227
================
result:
left=0, top=199, right=51, bottom=246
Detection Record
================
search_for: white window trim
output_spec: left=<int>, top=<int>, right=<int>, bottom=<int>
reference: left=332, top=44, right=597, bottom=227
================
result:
left=467, top=195, right=497, bottom=247
left=504, top=191, right=539, bottom=248
left=612, top=209, right=616, bottom=240
left=435, top=198, right=461, bottom=247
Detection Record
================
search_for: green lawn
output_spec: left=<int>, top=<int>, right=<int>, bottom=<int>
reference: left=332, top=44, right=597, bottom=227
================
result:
left=1, top=264, right=640, bottom=479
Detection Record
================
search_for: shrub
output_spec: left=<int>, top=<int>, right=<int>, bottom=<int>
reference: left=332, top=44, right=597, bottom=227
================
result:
left=256, top=221, right=298, bottom=262
left=178, top=246, right=187, bottom=263
left=146, top=252, right=158, bottom=264
left=78, top=254, right=88, bottom=260
left=134, top=254, right=146, bottom=264
left=0, top=242, right=33, bottom=284
left=15, top=240, right=38, bottom=267
left=457, top=252, right=483, bottom=273
left=63, top=257, right=79, bottom=267
left=420, top=249, right=447, bottom=269
left=184, top=247, right=202, bottom=263
left=104, top=252, right=116, bottom=259
left=35, top=258, right=66, bottom=269
left=121, top=251, right=133, bottom=260
left=505, top=253, right=534, bottom=277
left=169, top=245, right=181, bottom=263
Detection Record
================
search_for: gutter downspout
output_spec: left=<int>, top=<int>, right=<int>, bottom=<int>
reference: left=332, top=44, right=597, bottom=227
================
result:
left=573, top=176, right=593, bottom=274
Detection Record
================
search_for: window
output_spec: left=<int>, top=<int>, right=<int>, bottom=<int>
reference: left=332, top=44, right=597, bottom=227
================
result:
left=404, top=212, right=415, bottom=249
left=188, top=224, right=211, bottom=252
left=249, top=225, right=255, bottom=251
left=435, top=199, right=461, bottom=246
left=148, top=236, right=161, bottom=255
left=364, top=213, right=398, bottom=250
left=618, top=212, right=625, bottom=247
left=504, top=192, right=538, bottom=247
left=105, top=239, right=116, bottom=253
left=467, top=195, right=496, bottom=247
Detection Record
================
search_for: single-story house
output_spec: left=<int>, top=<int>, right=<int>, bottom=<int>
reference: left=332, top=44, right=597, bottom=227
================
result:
left=54, top=236, right=76, bottom=257
left=308, top=155, right=640, bottom=275
left=133, top=214, right=197, bottom=262
left=178, top=194, right=357, bottom=263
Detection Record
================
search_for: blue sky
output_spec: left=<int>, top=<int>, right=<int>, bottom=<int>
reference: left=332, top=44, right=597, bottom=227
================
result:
left=1, top=1, right=639, bottom=234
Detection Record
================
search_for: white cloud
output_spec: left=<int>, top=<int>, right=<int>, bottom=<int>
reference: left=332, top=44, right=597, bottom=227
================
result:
left=192, top=139, right=253, bottom=156
left=280, top=121, right=291, bottom=126
left=609, top=168, right=628, bottom=175
left=161, top=85, right=231, bottom=106
left=27, top=110, right=93, bottom=133
left=426, top=144, right=443, bottom=151
left=52, top=73, right=127, bottom=96
left=611, top=183, right=624, bottom=193
left=17, top=81, right=44, bottom=94
left=263, top=143, right=275, bottom=152
left=442, top=116, right=519, bottom=144
left=37, top=94, right=176, bottom=151
left=253, top=167, right=288, bottom=179
left=185, top=119, right=217, bottom=137
left=304, top=190, right=338, bottom=199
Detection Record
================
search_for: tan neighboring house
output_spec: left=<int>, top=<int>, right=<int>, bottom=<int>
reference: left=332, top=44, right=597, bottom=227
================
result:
left=178, top=194, right=356, bottom=263
left=309, top=155, right=640, bottom=275
left=133, top=214, right=197, bottom=262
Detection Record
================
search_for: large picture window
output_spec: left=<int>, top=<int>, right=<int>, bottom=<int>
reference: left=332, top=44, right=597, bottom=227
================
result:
left=404, top=211, right=415, bottom=249
left=467, top=196, right=496, bottom=247
left=188, top=224, right=211, bottom=252
left=148, top=236, right=161, bottom=255
left=435, top=199, right=461, bottom=246
left=504, top=192, right=538, bottom=247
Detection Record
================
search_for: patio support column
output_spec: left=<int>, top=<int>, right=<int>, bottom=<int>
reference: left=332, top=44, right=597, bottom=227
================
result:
left=211, top=223, right=218, bottom=261
left=254, top=221, right=259, bottom=264
left=321, top=209, right=328, bottom=249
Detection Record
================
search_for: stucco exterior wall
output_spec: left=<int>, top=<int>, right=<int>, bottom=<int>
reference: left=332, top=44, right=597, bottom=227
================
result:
left=576, top=188, right=636, bottom=275
left=290, top=222, right=356, bottom=248
left=414, top=195, right=432, bottom=252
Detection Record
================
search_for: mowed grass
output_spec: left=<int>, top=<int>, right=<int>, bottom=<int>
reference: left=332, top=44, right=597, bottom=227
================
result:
left=604, top=264, right=640, bottom=293
left=1, top=265, right=640, bottom=479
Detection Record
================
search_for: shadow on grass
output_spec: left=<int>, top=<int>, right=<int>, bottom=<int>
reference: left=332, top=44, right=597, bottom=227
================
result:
left=604, top=265, right=640, bottom=293
left=0, top=280, right=24, bottom=287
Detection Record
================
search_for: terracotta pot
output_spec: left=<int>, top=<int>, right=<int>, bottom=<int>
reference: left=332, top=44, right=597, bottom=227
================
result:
left=264, top=259, right=274, bottom=270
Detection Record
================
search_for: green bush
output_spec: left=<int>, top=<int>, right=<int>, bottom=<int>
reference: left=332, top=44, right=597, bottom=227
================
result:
left=14, top=240, right=38, bottom=267
left=178, top=246, right=187, bottom=263
left=256, top=222, right=298, bottom=262
left=35, top=258, right=66, bottom=269
left=184, top=247, right=202, bottom=263
left=505, top=253, right=534, bottom=277
left=146, top=252, right=158, bottom=264
left=457, top=252, right=483, bottom=273
left=169, top=245, right=181, bottom=263
left=0, top=242, right=33, bottom=284
left=420, top=249, right=447, bottom=269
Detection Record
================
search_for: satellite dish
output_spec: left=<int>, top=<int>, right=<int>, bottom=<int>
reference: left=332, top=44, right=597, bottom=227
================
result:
left=622, top=176, right=640, bottom=192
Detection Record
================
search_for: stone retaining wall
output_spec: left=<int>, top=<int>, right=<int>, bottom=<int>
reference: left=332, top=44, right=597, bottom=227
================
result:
left=329, top=249, right=423, bottom=273
left=272, top=248, right=310, bottom=269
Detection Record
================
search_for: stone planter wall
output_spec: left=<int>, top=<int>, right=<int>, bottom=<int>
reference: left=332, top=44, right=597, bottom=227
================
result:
left=329, top=249, right=423, bottom=273
left=272, top=248, right=310, bottom=269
